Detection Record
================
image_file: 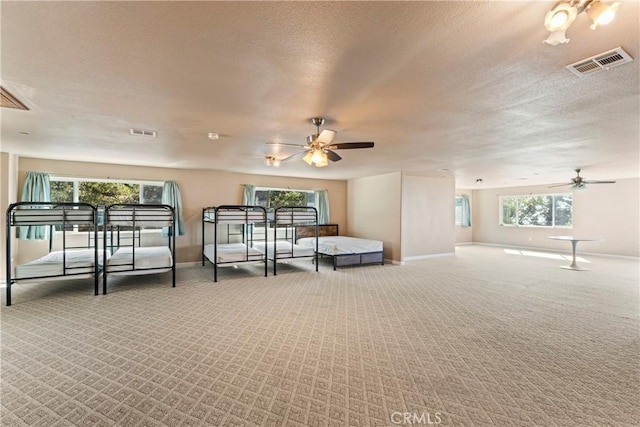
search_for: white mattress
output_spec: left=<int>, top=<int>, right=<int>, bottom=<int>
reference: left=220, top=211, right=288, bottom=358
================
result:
left=203, top=243, right=265, bottom=263
left=252, top=241, right=316, bottom=260
left=15, top=249, right=106, bottom=279
left=297, top=236, right=383, bottom=255
left=203, top=210, right=266, bottom=224
left=12, top=208, right=95, bottom=225
left=106, top=208, right=173, bottom=227
left=106, top=246, right=173, bottom=274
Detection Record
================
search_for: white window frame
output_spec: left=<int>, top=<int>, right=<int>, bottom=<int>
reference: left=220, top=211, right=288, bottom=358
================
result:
left=50, top=176, right=164, bottom=233
left=253, top=186, right=316, bottom=210
left=50, top=176, right=164, bottom=204
left=455, top=196, right=463, bottom=226
left=499, top=193, right=573, bottom=228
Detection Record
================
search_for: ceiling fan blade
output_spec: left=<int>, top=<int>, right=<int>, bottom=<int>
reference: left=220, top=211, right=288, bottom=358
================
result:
left=317, top=129, right=337, bottom=144
left=583, top=180, right=616, bottom=184
left=266, top=142, right=307, bottom=148
left=280, top=150, right=308, bottom=162
left=547, top=183, right=573, bottom=188
left=328, top=142, right=374, bottom=150
left=325, top=149, right=342, bottom=162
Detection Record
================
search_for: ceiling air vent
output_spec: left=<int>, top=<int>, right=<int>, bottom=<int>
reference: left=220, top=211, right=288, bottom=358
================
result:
left=129, top=128, right=157, bottom=138
left=566, top=47, right=633, bottom=77
left=1, top=86, right=29, bottom=110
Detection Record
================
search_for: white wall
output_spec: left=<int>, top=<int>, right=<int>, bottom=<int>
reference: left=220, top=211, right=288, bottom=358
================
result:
left=12, top=157, right=348, bottom=264
left=472, top=178, right=640, bottom=257
left=0, top=153, right=19, bottom=281
left=347, top=172, right=402, bottom=262
left=455, top=189, right=473, bottom=244
left=401, top=175, right=455, bottom=260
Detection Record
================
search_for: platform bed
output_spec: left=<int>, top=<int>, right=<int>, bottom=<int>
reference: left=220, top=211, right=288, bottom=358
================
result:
left=295, top=224, right=384, bottom=270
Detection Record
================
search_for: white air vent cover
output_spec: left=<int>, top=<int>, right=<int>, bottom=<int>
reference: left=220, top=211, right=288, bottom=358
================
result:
left=129, top=128, right=157, bottom=138
left=566, top=47, right=633, bottom=77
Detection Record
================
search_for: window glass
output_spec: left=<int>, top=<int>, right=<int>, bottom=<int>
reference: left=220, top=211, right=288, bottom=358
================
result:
left=554, top=195, right=573, bottom=227
left=142, top=185, right=164, bottom=204
left=455, top=197, right=462, bottom=225
left=254, top=189, right=312, bottom=211
left=501, top=197, right=517, bottom=226
left=500, top=194, right=572, bottom=228
left=79, top=182, right=139, bottom=205
left=51, top=181, right=74, bottom=203
left=50, top=177, right=164, bottom=230
left=517, top=195, right=553, bottom=227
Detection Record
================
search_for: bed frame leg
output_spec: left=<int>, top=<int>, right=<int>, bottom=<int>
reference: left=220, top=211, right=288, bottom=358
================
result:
left=214, top=264, right=218, bottom=282
left=273, top=259, right=277, bottom=276
left=333, top=257, right=337, bottom=271
left=6, top=283, right=11, bottom=306
left=102, top=272, right=107, bottom=295
left=94, top=273, right=99, bottom=295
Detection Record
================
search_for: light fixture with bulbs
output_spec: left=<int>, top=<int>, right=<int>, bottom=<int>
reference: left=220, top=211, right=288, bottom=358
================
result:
left=543, top=0, right=621, bottom=45
left=302, top=147, right=329, bottom=167
left=264, top=155, right=281, bottom=167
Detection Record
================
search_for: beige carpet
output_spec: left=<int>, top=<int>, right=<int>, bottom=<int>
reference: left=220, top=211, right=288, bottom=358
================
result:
left=1, top=245, right=638, bottom=426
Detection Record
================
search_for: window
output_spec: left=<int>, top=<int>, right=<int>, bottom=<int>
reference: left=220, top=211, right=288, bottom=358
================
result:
left=254, top=187, right=315, bottom=212
left=499, top=193, right=572, bottom=227
left=51, top=177, right=163, bottom=205
left=51, top=177, right=164, bottom=230
left=455, top=197, right=463, bottom=225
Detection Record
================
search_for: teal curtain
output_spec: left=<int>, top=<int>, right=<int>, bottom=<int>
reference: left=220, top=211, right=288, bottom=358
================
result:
left=242, top=184, right=255, bottom=205
left=315, top=190, right=330, bottom=224
left=19, top=172, right=51, bottom=240
left=162, top=180, right=185, bottom=236
left=461, top=194, right=471, bottom=227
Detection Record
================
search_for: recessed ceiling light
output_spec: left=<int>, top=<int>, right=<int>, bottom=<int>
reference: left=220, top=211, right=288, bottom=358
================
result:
left=208, top=133, right=219, bottom=140
left=19, top=131, right=29, bottom=135
left=437, top=168, right=450, bottom=172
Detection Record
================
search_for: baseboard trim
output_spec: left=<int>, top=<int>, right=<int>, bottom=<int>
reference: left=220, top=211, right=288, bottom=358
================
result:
left=472, top=242, right=640, bottom=260
left=177, top=261, right=201, bottom=268
left=402, top=252, right=455, bottom=262
left=455, top=242, right=473, bottom=246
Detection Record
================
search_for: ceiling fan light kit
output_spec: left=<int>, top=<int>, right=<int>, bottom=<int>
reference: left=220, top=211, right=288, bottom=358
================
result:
left=543, top=0, right=621, bottom=45
left=548, top=168, right=616, bottom=190
left=265, top=117, right=374, bottom=168
left=264, top=155, right=280, bottom=167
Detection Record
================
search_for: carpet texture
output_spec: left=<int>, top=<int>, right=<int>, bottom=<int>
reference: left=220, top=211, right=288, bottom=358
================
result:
left=1, top=245, right=638, bottom=426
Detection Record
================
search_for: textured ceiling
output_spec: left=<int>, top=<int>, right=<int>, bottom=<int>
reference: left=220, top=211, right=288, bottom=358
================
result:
left=1, top=1, right=638, bottom=188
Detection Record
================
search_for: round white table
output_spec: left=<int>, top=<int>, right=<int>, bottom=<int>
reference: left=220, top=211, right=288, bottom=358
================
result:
left=548, top=236, right=601, bottom=270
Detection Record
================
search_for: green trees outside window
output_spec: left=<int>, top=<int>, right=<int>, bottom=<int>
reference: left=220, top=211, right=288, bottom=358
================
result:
left=254, top=189, right=314, bottom=211
left=51, top=181, right=162, bottom=205
left=500, top=194, right=572, bottom=227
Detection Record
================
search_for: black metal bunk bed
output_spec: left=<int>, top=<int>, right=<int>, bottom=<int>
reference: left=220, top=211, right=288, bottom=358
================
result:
left=201, top=205, right=268, bottom=282
left=102, top=204, right=176, bottom=294
left=254, top=206, right=319, bottom=275
left=5, top=202, right=100, bottom=306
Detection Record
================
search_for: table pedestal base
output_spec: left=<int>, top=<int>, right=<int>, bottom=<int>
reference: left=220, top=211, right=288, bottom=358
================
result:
left=559, top=265, right=589, bottom=271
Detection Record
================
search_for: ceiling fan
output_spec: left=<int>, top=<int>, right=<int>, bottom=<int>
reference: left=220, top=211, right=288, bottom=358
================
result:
left=266, top=117, right=374, bottom=167
left=548, top=168, right=616, bottom=190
